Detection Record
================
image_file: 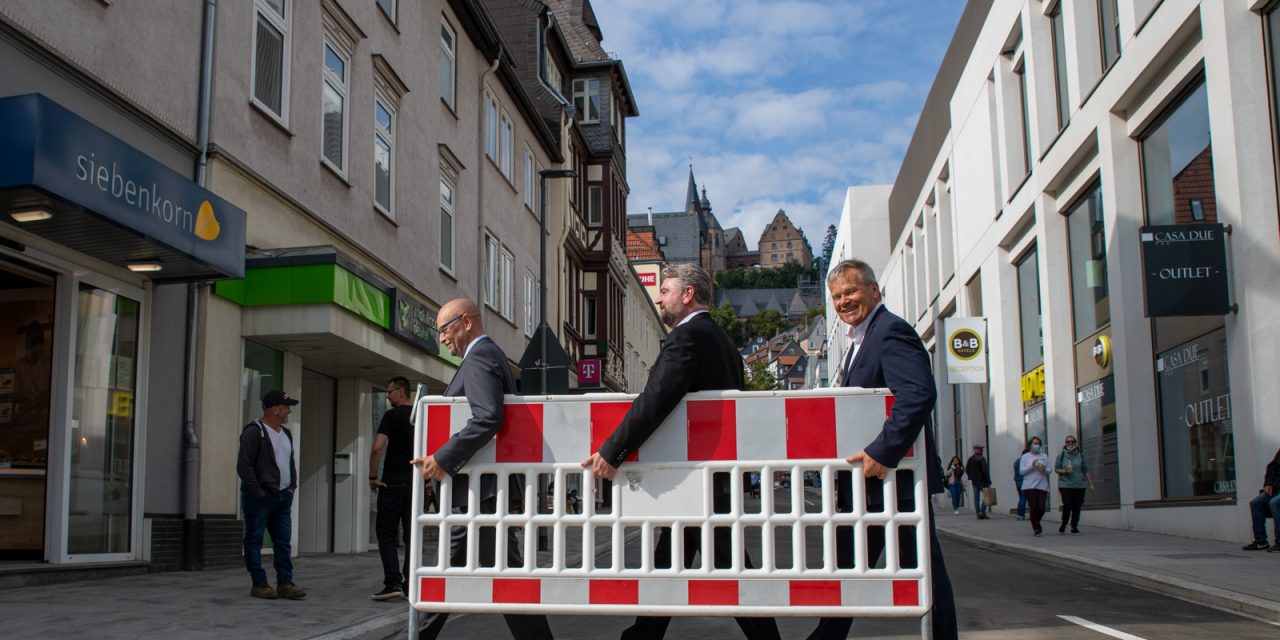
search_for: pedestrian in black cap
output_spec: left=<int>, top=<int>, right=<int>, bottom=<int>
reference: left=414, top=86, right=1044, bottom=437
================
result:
left=236, top=389, right=306, bottom=600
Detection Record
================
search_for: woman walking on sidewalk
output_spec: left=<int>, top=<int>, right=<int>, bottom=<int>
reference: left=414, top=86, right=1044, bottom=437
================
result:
left=945, top=456, right=965, bottom=514
left=1055, top=434, right=1094, bottom=534
left=1019, top=437, right=1051, bottom=536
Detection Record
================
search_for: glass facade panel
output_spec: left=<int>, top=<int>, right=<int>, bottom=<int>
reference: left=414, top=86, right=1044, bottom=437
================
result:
left=1142, top=80, right=1212, bottom=226
left=1078, top=375, right=1119, bottom=505
left=241, top=341, right=284, bottom=429
left=1157, top=328, right=1233, bottom=498
left=1066, top=183, right=1109, bottom=338
left=1016, top=246, right=1043, bottom=372
left=68, top=285, right=140, bottom=555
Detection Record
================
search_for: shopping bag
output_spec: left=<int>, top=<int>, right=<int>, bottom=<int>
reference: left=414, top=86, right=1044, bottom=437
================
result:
left=981, top=486, right=998, bottom=507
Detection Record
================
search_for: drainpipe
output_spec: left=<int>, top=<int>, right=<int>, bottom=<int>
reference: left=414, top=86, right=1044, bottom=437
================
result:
left=183, top=0, right=217, bottom=570
left=477, top=47, right=501, bottom=306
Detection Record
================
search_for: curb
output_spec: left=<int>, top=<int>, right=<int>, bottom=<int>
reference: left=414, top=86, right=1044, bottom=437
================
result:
left=938, top=527, right=1280, bottom=624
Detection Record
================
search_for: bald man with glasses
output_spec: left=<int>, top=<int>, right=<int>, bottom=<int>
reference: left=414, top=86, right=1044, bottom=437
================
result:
left=409, top=298, right=554, bottom=640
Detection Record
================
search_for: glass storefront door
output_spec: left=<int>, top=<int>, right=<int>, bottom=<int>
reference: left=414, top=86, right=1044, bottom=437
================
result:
left=67, top=284, right=141, bottom=555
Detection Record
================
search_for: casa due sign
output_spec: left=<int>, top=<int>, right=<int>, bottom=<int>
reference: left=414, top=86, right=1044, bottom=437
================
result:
left=943, top=317, right=987, bottom=384
left=1139, top=223, right=1230, bottom=317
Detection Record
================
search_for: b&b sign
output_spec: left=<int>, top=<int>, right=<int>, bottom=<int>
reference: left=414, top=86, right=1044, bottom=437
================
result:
left=944, top=317, right=987, bottom=384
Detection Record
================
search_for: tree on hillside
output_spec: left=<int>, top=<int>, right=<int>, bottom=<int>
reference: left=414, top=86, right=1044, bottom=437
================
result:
left=820, top=224, right=837, bottom=274
left=749, top=308, right=789, bottom=340
left=714, top=262, right=818, bottom=290
left=744, top=359, right=778, bottom=391
left=709, top=301, right=745, bottom=347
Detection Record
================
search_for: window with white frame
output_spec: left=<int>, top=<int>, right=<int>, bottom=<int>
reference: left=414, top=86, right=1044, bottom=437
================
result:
left=501, top=248, right=514, bottom=320
left=523, top=271, right=537, bottom=337
left=252, top=0, right=290, bottom=121
left=545, top=52, right=562, bottom=96
left=321, top=40, right=349, bottom=173
left=484, top=89, right=499, bottom=163
left=587, top=184, right=603, bottom=227
left=377, top=0, right=396, bottom=23
left=523, top=147, right=536, bottom=210
left=439, top=179, right=454, bottom=272
left=573, top=78, right=601, bottom=122
left=484, top=234, right=498, bottom=308
left=440, top=20, right=456, bottom=109
left=499, top=110, right=514, bottom=179
left=1013, top=55, right=1032, bottom=178
left=374, top=97, right=394, bottom=216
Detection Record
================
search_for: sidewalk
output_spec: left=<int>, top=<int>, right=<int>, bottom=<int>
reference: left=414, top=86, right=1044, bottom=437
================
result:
left=933, top=508, right=1280, bottom=624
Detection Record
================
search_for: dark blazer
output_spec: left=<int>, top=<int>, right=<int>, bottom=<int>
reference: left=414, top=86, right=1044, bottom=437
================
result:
left=433, top=336, right=515, bottom=504
left=599, top=312, right=743, bottom=467
left=839, top=306, right=945, bottom=493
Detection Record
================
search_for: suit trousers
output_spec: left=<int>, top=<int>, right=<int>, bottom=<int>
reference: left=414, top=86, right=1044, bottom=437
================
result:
left=621, top=483, right=780, bottom=640
left=808, top=502, right=957, bottom=640
left=417, top=498, right=553, bottom=640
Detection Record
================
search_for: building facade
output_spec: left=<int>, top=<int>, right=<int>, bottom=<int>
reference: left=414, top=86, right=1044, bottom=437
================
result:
left=757, top=209, right=813, bottom=269
left=830, top=0, right=1280, bottom=543
left=0, top=0, right=650, bottom=572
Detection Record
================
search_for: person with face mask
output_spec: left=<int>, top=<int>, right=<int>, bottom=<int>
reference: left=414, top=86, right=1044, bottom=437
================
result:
left=1054, top=434, right=1094, bottom=534
left=1018, top=437, right=1051, bottom=537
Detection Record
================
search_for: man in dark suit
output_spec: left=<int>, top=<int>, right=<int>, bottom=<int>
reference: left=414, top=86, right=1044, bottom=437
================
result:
left=583, top=264, right=780, bottom=640
left=807, top=259, right=957, bottom=640
left=410, top=298, right=554, bottom=640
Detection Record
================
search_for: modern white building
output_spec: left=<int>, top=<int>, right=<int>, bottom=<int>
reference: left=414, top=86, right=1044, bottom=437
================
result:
left=830, top=0, right=1280, bottom=542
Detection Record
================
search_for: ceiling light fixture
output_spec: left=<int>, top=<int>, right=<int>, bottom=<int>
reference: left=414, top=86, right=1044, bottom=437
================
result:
left=127, top=262, right=164, bottom=273
left=10, top=208, right=53, bottom=223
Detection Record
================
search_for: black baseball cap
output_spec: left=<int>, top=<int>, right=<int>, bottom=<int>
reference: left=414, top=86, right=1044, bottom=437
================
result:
left=262, top=389, right=299, bottom=408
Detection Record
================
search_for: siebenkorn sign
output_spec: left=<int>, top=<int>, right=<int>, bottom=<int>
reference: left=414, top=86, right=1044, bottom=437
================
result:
left=0, top=94, right=245, bottom=276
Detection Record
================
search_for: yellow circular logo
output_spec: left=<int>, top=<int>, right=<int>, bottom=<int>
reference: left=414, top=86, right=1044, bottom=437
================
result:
left=948, top=328, right=982, bottom=361
left=1093, top=335, right=1112, bottom=368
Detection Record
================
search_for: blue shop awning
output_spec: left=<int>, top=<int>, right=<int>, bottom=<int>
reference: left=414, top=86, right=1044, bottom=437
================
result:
left=0, top=94, right=245, bottom=279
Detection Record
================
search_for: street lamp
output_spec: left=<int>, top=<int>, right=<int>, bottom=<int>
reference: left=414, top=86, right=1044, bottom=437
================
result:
left=532, top=168, right=576, bottom=395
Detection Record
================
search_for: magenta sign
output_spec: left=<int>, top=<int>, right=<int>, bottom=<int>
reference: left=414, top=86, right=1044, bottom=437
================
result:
left=577, top=359, right=601, bottom=385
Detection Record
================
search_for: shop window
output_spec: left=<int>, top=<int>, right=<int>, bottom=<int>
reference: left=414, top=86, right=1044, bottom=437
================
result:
left=1141, top=79, right=1213, bottom=226
left=1015, top=245, right=1043, bottom=373
left=1157, top=328, right=1233, bottom=498
left=1066, top=181, right=1110, bottom=338
left=1078, top=376, right=1119, bottom=505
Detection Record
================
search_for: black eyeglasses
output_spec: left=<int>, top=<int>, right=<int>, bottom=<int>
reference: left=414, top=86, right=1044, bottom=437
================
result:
left=1065, top=440, right=1077, bottom=444
left=438, top=313, right=466, bottom=332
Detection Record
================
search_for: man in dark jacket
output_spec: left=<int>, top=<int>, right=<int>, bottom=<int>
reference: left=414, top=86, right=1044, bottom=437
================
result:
left=808, top=259, right=957, bottom=640
left=1243, top=447, right=1280, bottom=551
left=410, top=298, right=553, bottom=640
left=583, top=263, right=779, bottom=640
left=237, top=389, right=305, bottom=600
left=965, top=444, right=991, bottom=519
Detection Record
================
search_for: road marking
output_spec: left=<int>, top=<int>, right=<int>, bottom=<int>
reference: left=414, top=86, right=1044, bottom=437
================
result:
left=1058, top=615, right=1148, bottom=640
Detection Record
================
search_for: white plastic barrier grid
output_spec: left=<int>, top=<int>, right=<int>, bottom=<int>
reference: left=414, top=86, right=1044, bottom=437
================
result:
left=407, top=387, right=931, bottom=619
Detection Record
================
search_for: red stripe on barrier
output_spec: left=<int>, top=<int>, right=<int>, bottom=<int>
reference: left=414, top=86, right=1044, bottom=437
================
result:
left=496, top=404, right=544, bottom=463
left=688, top=580, right=738, bottom=606
left=892, top=579, right=919, bottom=606
left=427, top=405, right=451, bottom=456
left=687, top=400, right=736, bottom=461
left=419, top=577, right=446, bottom=602
left=884, top=395, right=895, bottom=417
left=590, top=402, right=637, bottom=462
left=493, top=578, right=542, bottom=603
left=589, top=579, right=639, bottom=605
left=785, top=398, right=837, bottom=459
left=789, top=580, right=842, bottom=606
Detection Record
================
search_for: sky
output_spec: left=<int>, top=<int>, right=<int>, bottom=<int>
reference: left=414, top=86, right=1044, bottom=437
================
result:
left=590, top=0, right=967, bottom=251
